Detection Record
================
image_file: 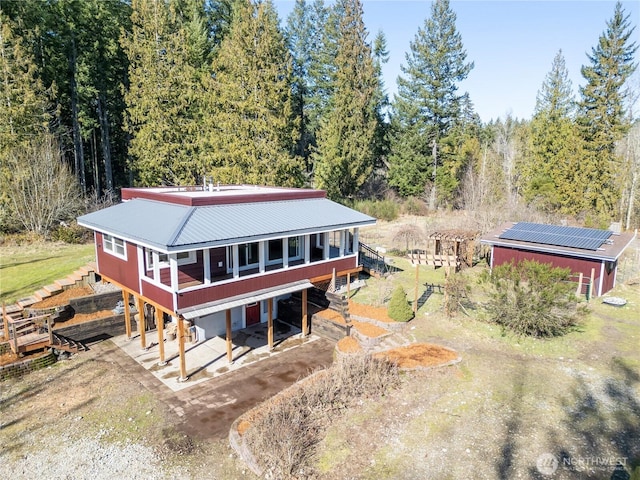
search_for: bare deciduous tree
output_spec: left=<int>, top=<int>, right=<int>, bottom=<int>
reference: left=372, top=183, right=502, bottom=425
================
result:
left=7, top=134, right=82, bottom=235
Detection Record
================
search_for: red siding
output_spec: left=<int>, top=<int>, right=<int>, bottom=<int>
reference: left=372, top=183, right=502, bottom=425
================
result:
left=177, top=256, right=356, bottom=310
left=141, top=280, right=174, bottom=310
left=492, top=246, right=612, bottom=295
left=95, top=233, right=140, bottom=293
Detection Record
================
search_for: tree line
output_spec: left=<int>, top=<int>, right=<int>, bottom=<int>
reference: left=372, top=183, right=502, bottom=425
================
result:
left=0, top=0, right=638, bottom=236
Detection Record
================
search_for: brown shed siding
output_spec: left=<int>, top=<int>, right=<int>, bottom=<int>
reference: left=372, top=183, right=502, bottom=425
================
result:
left=95, top=233, right=140, bottom=293
left=176, top=256, right=356, bottom=310
left=492, top=246, right=610, bottom=295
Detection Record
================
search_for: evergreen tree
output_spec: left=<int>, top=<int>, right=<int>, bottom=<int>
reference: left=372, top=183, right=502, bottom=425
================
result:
left=122, top=0, right=204, bottom=185
left=285, top=0, right=330, bottom=173
left=388, top=0, right=473, bottom=205
left=0, top=13, right=52, bottom=231
left=578, top=1, right=638, bottom=220
left=524, top=50, right=584, bottom=214
left=312, top=0, right=379, bottom=200
left=204, top=0, right=303, bottom=187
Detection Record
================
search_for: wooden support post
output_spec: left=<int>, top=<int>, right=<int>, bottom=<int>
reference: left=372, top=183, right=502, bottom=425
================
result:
left=413, top=261, right=419, bottom=314
left=123, top=291, right=131, bottom=339
left=590, top=268, right=595, bottom=301
left=576, top=272, right=583, bottom=297
left=156, top=308, right=165, bottom=365
left=47, top=315, right=53, bottom=346
left=226, top=309, right=233, bottom=364
left=267, top=298, right=273, bottom=350
left=177, top=316, right=187, bottom=381
left=444, top=267, right=450, bottom=317
left=136, top=297, right=146, bottom=348
left=302, top=288, right=308, bottom=337
left=346, top=272, right=351, bottom=298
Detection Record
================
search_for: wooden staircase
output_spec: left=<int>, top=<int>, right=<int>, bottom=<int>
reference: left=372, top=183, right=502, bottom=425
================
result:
left=2, top=263, right=96, bottom=355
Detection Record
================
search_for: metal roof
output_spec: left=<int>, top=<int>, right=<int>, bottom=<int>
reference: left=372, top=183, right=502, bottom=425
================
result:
left=78, top=197, right=375, bottom=251
left=498, top=222, right=612, bottom=251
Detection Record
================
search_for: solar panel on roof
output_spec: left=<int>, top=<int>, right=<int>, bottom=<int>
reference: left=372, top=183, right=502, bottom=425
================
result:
left=498, top=222, right=612, bottom=251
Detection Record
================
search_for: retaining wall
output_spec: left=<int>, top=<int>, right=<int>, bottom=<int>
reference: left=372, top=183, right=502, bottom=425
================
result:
left=70, top=290, right=122, bottom=314
left=310, top=315, right=350, bottom=342
left=0, top=349, right=57, bottom=381
left=55, top=314, right=126, bottom=343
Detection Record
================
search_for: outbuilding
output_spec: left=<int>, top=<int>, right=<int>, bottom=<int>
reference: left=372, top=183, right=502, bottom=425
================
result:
left=480, top=222, right=636, bottom=298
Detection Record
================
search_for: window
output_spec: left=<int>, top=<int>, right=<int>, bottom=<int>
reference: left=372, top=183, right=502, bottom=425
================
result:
left=103, top=234, right=126, bottom=259
left=147, top=250, right=196, bottom=270
left=228, top=242, right=260, bottom=271
left=268, top=239, right=283, bottom=262
left=288, top=236, right=302, bottom=259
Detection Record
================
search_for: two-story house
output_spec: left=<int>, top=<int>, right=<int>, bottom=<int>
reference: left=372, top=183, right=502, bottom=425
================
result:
left=77, top=185, right=375, bottom=380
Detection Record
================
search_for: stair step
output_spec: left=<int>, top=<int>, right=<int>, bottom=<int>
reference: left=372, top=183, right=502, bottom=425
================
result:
left=55, top=278, right=75, bottom=289
left=43, top=284, right=63, bottom=295
left=34, top=289, right=52, bottom=301
left=4, top=304, right=23, bottom=315
left=17, top=296, right=38, bottom=308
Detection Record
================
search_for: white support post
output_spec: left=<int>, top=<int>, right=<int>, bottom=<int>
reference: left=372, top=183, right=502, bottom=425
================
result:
left=169, top=254, right=178, bottom=290
left=232, top=245, right=239, bottom=278
left=259, top=241, right=266, bottom=273
left=283, top=238, right=289, bottom=268
left=304, top=234, right=310, bottom=264
left=203, top=248, right=211, bottom=284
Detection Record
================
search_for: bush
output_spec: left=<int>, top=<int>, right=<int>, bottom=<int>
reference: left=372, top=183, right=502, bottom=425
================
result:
left=387, top=285, right=414, bottom=322
left=444, top=273, right=470, bottom=317
left=402, top=197, right=429, bottom=216
left=243, top=354, right=399, bottom=479
left=352, top=199, right=399, bottom=222
left=483, top=260, right=582, bottom=337
left=50, top=222, right=93, bottom=244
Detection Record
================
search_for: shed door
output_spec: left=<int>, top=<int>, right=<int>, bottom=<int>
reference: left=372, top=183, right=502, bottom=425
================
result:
left=245, top=302, right=260, bottom=326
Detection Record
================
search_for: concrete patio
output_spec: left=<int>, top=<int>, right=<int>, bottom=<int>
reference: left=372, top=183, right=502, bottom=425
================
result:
left=111, top=321, right=323, bottom=392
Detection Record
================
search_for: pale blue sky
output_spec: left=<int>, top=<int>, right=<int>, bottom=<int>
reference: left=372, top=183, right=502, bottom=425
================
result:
left=275, top=0, right=640, bottom=122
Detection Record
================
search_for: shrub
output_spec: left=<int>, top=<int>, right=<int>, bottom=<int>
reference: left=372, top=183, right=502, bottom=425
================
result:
left=444, top=273, right=470, bottom=318
left=402, top=196, right=429, bottom=216
left=483, top=260, right=582, bottom=337
left=50, top=222, right=93, bottom=244
left=352, top=199, right=399, bottom=222
left=243, top=354, right=399, bottom=479
left=387, top=285, right=414, bottom=322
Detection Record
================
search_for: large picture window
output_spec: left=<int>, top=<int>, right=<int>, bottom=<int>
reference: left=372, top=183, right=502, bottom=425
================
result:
left=288, top=236, right=302, bottom=259
left=228, top=242, right=259, bottom=271
left=103, top=234, right=126, bottom=259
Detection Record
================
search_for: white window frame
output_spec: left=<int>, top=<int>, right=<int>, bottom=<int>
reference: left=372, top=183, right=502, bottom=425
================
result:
left=227, top=243, right=259, bottom=272
left=103, top=233, right=126, bottom=260
left=147, top=250, right=196, bottom=270
left=288, top=236, right=303, bottom=261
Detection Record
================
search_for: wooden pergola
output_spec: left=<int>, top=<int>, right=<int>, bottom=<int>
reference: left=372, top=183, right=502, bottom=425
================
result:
left=408, top=229, right=480, bottom=270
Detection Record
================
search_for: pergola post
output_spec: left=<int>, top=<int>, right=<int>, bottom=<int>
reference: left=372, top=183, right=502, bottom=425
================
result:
left=301, top=288, right=308, bottom=337
left=226, top=309, right=233, bottom=364
left=156, top=308, right=165, bottom=365
left=123, top=291, right=131, bottom=339
left=136, top=296, right=146, bottom=349
left=177, top=316, right=188, bottom=381
left=267, top=298, right=273, bottom=350
left=413, top=261, right=420, bottom=314
left=2, top=303, right=8, bottom=342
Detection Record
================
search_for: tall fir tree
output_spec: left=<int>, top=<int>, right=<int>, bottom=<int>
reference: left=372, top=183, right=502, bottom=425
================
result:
left=312, top=0, right=379, bottom=200
left=524, top=50, right=584, bottom=214
left=122, top=0, right=204, bottom=186
left=0, top=13, right=52, bottom=230
left=388, top=0, right=473, bottom=205
left=578, top=1, right=637, bottom=220
left=204, top=0, right=303, bottom=187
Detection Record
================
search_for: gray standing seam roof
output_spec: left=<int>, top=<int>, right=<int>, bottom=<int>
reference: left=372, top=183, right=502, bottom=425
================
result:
left=77, top=197, right=375, bottom=251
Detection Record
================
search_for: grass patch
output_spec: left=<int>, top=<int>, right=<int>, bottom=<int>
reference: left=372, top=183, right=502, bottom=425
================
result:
left=0, top=241, right=94, bottom=304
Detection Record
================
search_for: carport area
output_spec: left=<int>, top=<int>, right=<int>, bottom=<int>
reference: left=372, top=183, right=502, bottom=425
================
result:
left=112, top=321, right=325, bottom=392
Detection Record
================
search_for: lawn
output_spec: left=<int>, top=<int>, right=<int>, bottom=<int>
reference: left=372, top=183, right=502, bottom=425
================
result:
left=0, top=242, right=95, bottom=305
